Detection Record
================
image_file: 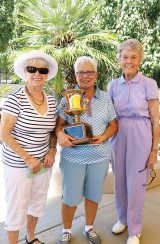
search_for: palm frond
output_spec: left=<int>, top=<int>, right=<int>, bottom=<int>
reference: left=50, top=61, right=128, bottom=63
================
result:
left=12, top=0, right=119, bottom=91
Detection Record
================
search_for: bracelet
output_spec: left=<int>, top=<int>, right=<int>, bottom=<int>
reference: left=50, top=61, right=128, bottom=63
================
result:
left=152, top=147, right=158, bottom=151
left=50, top=146, right=57, bottom=151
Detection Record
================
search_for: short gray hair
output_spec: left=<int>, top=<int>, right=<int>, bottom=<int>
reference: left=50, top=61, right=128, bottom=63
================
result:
left=118, top=39, right=144, bottom=62
left=74, top=56, right=97, bottom=72
left=25, top=58, right=49, bottom=68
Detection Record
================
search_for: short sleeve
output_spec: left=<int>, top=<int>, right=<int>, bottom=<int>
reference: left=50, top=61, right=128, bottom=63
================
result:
left=58, top=97, right=68, bottom=121
left=108, top=80, right=115, bottom=101
left=146, top=79, right=159, bottom=100
left=2, top=94, right=20, bottom=117
left=107, top=92, right=117, bottom=122
left=49, top=95, right=58, bottom=120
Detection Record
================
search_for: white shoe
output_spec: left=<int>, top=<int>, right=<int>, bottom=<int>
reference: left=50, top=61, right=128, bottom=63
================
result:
left=112, top=220, right=127, bottom=234
left=126, top=234, right=141, bottom=244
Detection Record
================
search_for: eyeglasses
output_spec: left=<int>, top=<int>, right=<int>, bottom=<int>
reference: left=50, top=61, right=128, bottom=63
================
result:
left=26, top=66, right=49, bottom=75
left=139, top=166, right=156, bottom=186
left=76, top=71, right=95, bottom=77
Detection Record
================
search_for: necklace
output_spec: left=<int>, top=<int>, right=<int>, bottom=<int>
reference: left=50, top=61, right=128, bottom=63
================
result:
left=25, top=86, right=44, bottom=106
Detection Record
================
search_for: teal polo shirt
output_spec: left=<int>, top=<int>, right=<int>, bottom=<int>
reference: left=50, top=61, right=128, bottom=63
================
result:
left=58, top=85, right=117, bottom=164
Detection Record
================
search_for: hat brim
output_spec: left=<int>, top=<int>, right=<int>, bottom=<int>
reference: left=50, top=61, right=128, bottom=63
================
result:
left=14, top=50, right=58, bottom=81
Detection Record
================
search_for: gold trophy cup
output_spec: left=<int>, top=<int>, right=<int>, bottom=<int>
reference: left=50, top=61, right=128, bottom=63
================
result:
left=61, top=89, right=93, bottom=145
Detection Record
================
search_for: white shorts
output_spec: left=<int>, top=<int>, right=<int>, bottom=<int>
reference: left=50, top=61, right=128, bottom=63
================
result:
left=3, top=164, right=52, bottom=231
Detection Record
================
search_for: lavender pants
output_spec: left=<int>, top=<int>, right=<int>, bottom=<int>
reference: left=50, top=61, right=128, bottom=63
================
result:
left=110, top=117, right=152, bottom=236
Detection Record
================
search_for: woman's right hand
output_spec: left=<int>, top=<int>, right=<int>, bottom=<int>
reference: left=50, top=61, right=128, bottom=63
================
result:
left=25, top=156, right=42, bottom=174
left=57, top=130, right=77, bottom=147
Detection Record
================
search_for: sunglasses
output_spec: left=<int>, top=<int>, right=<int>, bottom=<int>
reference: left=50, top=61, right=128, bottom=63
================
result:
left=139, top=165, right=156, bottom=186
left=26, top=66, right=49, bottom=74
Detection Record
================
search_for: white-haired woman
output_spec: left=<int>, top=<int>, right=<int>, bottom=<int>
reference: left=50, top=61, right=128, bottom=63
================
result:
left=56, top=56, right=118, bottom=244
left=108, top=39, right=159, bottom=244
left=1, top=50, right=58, bottom=244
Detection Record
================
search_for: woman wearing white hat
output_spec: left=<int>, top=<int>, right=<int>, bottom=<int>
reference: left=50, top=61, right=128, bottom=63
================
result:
left=1, top=50, right=58, bottom=244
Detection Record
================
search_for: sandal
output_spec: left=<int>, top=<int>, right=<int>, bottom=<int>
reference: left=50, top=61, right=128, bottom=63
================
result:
left=25, top=235, right=45, bottom=244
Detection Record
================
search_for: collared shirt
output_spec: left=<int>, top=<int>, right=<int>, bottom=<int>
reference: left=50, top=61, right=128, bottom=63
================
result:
left=58, top=85, right=116, bottom=164
left=108, top=72, right=159, bottom=119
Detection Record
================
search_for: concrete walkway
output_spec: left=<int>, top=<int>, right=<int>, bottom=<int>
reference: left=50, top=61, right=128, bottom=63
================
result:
left=17, top=186, right=160, bottom=244
left=1, top=176, right=160, bottom=244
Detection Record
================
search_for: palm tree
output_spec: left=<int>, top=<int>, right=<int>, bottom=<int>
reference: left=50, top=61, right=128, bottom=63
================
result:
left=13, top=0, right=119, bottom=95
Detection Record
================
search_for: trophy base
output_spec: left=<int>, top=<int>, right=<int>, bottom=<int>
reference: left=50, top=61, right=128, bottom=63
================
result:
left=63, top=122, right=93, bottom=145
left=72, top=137, right=93, bottom=145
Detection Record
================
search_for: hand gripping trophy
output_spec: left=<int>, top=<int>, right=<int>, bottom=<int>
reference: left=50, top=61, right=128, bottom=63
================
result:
left=60, top=89, right=93, bottom=145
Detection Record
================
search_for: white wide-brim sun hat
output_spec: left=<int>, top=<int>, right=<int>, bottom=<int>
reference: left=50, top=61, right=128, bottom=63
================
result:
left=14, top=50, right=58, bottom=81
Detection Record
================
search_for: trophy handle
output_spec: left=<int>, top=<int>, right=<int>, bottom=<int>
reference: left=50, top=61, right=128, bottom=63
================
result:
left=82, top=98, right=89, bottom=110
left=60, top=104, right=72, bottom=117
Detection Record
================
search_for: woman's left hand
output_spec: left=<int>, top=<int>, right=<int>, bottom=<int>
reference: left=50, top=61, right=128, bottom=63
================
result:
left=91, top=135, right=107, bottom=144
left=91, top=119, right=118, bottom=144
left=43, top=148, right=57, bottom=168
left=146, top=151, right=158, bottom=168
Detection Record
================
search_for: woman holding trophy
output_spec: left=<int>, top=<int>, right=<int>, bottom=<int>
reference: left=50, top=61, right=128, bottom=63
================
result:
left=56, top=56, right=118, bottom=244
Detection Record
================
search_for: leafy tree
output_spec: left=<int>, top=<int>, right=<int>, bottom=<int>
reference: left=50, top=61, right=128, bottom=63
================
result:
left=12, top=0, right=119, bottom=95
left=0, top=0, right=14, bottom=52
left=0, top=0, right=15, bottom=72
left=99, top=0, right=160, bottom=86
left=1, top=0, right=160, bottom=89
